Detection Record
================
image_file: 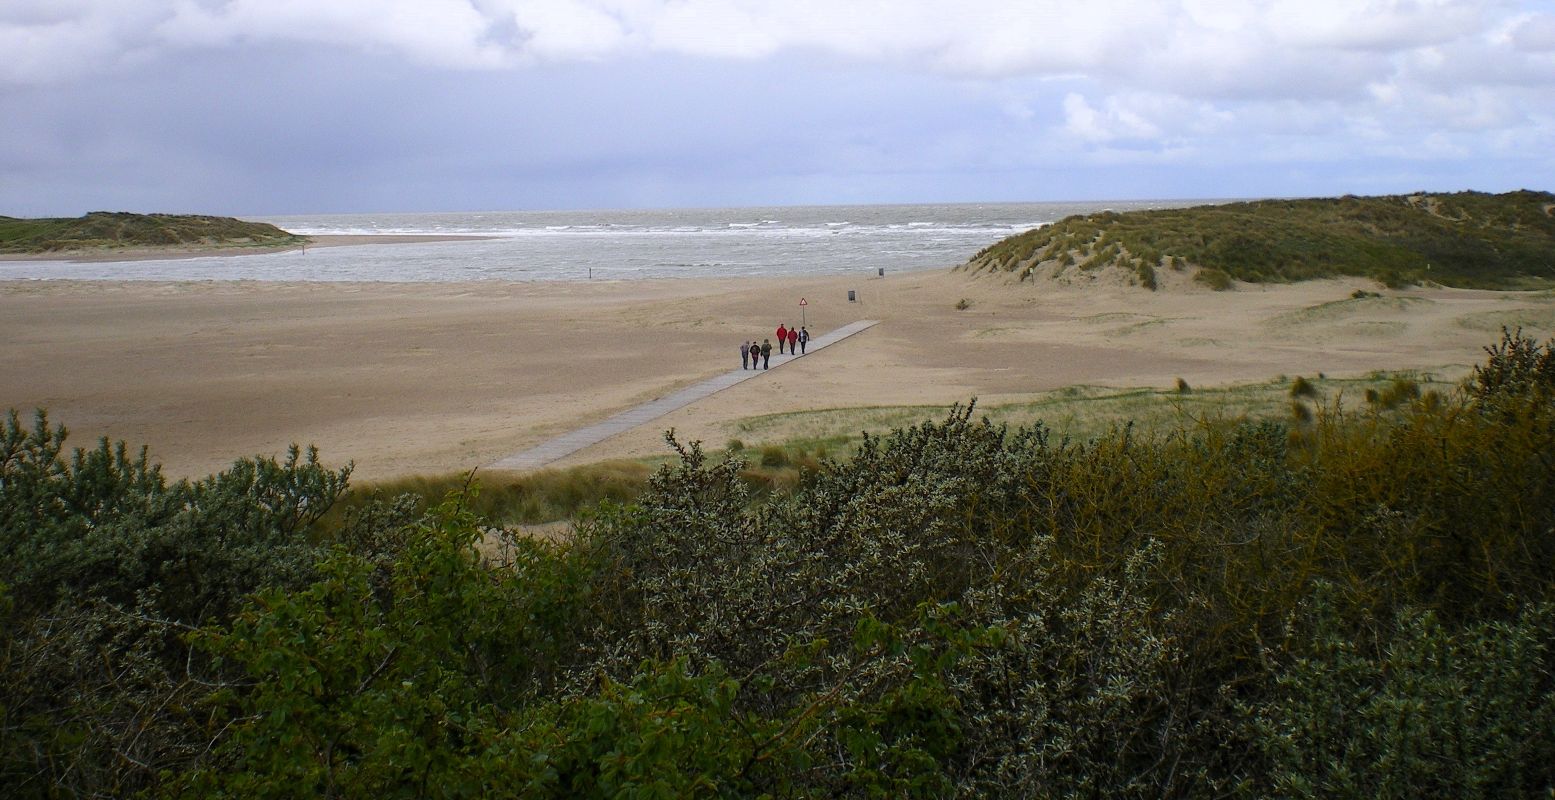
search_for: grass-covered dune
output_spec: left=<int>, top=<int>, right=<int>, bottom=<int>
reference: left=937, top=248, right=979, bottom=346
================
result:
left=4, top=330, right=1555, bottom=797
left=962, top=189, right=1555, bottom=290
left=0, top=211, right=302, bottom=254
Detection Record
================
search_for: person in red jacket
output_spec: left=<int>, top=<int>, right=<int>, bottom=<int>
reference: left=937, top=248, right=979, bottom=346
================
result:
left=787, top=326, right=798, bottom=354
left=776, top=324, right=788, bottom=354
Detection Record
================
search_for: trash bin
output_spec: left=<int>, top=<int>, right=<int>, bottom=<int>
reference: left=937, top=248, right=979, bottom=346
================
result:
left=848, top=290, right=856, bottom=302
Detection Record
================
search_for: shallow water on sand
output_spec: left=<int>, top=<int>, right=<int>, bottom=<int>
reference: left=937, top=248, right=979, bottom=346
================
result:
left=0, top=200, right=1213, bottom=282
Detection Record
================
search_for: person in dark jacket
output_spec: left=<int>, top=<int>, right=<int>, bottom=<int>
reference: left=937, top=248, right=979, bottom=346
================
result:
left=760, top=338, right=772, bottom=369
left=740, top=340, right=751, bottom=369
left=798, top=327, right=809, bottom=354
left=776, top=324, right=788, bottom=354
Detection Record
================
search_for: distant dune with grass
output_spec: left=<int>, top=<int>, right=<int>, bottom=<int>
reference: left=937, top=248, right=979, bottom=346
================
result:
left=0, top=211, right=302, bottom=255
left=961, top=189, right=1555, bottom=291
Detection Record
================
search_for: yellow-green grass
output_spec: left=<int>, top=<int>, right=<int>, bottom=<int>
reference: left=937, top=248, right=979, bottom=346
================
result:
left=0, top=211, right=302, bottom=253
left=962, top=190, right=1555, bottom=289
left=324, top=459, right=653, bottom=532
left=727, top=370, right=1461, bottom=453
left=351, top=370, right=1462, bottom=529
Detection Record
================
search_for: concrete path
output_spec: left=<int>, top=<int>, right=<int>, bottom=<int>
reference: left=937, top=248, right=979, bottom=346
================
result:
left=488, top=319, right=880, bottom=471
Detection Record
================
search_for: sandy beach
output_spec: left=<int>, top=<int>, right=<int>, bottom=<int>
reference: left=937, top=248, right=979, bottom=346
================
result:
left=2, top=265, right=1552, bottom=481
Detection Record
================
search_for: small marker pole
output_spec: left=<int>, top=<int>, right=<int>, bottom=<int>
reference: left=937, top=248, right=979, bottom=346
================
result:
left=799, top=297, right=808, bottom=328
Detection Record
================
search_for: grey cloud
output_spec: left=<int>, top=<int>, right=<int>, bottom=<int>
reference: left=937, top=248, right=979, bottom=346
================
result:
left=1, top=1, right=1550, bottom=216
left=1511, top=13, right=1555, bottom=51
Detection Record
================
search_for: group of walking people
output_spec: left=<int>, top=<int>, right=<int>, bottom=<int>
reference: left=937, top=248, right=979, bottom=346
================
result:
left=741, top=323, right=809, bottom=370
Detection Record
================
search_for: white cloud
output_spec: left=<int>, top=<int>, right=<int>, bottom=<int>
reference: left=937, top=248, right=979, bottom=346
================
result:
left=1, top=0, right=1537, bottom=88
left=1063, top=92, right=1160, bottom=142
left=158, top=0, right=514, bottom=67
left=1265, top=0, right=1477, bottom=51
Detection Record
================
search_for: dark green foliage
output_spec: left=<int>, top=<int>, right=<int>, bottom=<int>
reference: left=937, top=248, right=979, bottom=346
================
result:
left=7, top=331, right=1555, bottom=796
left=0, top=411, right=348, bottom=620
left=0, top=411, right=349, bottom=796
left=1290, top=375, right=1317, bottom=398
left=963, top=190, right=1555, bottom=289
left=1176, top=377, right=1191, bottom=394
left=1246, top=588, right=1555, bottom=798
left=1470, top=327, right=1555, bottom=403
left=0, top=211, right=302, bottom=253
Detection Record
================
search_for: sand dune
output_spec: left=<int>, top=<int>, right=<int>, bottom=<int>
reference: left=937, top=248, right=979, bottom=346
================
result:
left=1, top=270, right=1550, bottom=480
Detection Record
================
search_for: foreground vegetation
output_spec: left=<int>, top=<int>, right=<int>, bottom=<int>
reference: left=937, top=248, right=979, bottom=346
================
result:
left=3, top=330, right=1554, bottom=797
left=962, top=190, right=1555, bottom=290
left=0, top=211, right=302, bottom=254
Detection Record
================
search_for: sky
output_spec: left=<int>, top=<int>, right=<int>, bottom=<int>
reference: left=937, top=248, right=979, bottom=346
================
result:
left=2, top=0, right=1553, bottom=216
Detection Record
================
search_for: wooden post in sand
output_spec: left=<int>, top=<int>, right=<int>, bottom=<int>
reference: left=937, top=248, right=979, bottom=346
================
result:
left=799, top=297, right=807, bottom=328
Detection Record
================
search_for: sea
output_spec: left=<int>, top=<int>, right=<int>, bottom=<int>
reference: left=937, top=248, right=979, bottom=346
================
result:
left=0, top=201, right=1206, bottom=282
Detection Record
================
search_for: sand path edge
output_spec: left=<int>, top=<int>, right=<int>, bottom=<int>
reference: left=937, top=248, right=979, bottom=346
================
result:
left=488, top=319, right=881, bottom=472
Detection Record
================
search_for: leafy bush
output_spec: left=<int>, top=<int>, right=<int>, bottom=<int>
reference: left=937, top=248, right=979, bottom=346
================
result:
left=1470, top=327, right=1555, bottom=404
left=1245, top=588, right=1555, bottom=798
left=0, top=411, right=350, bottom=796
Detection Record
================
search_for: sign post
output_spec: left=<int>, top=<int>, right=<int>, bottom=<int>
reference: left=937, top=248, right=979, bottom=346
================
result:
left=799, top=297, right=808, bottom=328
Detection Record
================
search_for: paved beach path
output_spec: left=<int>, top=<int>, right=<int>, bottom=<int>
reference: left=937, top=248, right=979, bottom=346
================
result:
left=488, top=319, right=881, bottom=471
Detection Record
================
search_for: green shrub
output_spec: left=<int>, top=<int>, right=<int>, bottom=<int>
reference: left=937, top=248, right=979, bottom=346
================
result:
left=1290, top=376, right=1317, bottom=398
left=1469, top=327, right=1555, bottom=403
left=758, top=444, right=788, bottom=467
left=1195, top=267, right=1233, bottom=290
left=1136, top=261, right=1158, bottom=290
left=955, top=297, right=971, bottom=310
left=1245, top=588, right=1555, bottom=798
left=1369, top=377, right=1420, bottom=409
left=0, top=411, right=350, bottom=796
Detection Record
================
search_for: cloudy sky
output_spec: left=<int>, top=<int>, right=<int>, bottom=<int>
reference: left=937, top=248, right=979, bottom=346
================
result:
left=3, top=0, right=1553, bottom=216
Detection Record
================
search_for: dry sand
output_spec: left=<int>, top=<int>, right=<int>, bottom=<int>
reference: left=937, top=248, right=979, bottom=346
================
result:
left=2, top=265, right=1551, bottom=481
